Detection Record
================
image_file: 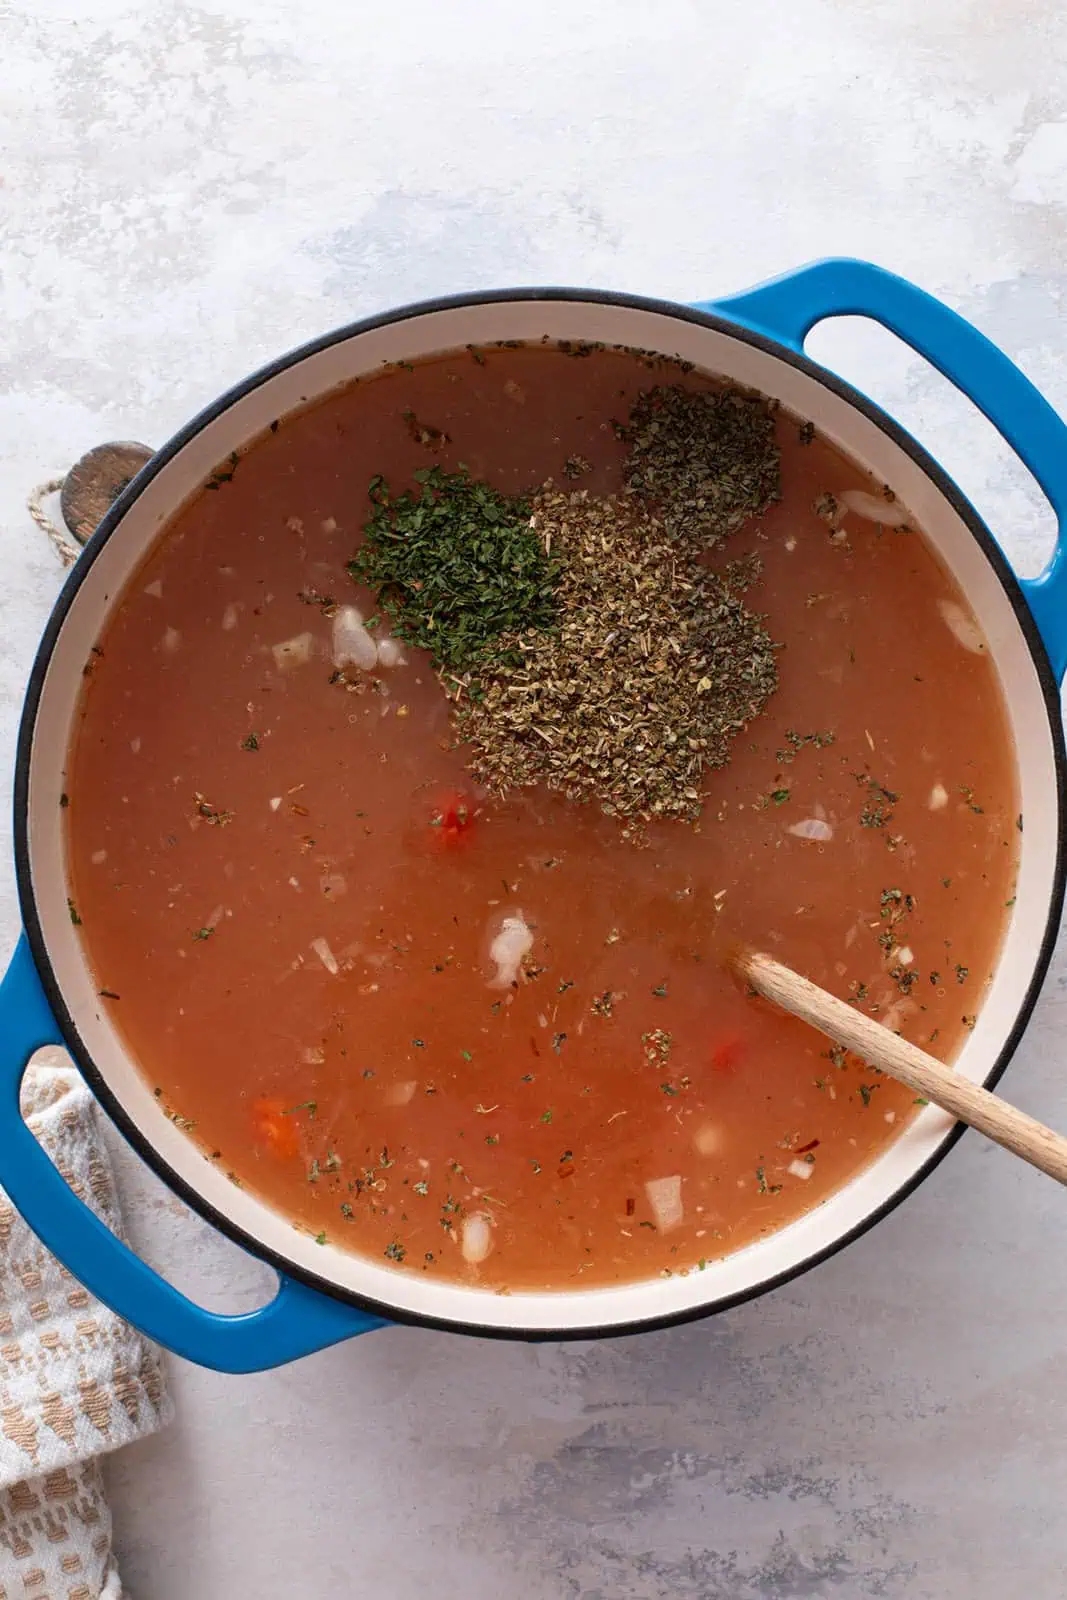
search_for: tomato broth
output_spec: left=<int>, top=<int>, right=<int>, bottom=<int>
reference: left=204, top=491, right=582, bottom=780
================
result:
left=65, top=344, right=1019, bottom=1291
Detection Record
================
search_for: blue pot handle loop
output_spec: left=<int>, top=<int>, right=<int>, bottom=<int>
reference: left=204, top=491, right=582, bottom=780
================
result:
left=0, top=935, right=384, bottom=1371
left=701, top=257, right=1067, bottom=682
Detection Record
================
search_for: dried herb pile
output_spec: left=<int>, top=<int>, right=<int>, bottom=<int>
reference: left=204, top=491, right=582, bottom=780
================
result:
left=621, top=385, right=780, bottom=547
left=351, top=381, right=781, bottom=820
left=455, top=489, right=778, bottom=820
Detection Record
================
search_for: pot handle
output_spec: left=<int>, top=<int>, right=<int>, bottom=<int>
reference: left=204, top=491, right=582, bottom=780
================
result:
left=703, top=257, right=1067, bottom=681
left=0, top=934, right=385, bottom=1372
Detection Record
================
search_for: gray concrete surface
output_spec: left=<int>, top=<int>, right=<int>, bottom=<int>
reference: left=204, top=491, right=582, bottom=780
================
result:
left=4, top=2, right=1067, bottom=1595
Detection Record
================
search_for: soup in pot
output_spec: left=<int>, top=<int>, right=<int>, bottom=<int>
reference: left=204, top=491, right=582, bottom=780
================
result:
left=64, top=342, right=1019, bottom=1291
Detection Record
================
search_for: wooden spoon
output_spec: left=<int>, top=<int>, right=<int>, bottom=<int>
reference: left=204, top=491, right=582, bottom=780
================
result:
left=736, top=947, right=1067, bottom=1187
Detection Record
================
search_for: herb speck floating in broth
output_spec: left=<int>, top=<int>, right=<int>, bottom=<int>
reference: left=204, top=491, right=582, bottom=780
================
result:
left=64, top=339, right=1019, bottom=1288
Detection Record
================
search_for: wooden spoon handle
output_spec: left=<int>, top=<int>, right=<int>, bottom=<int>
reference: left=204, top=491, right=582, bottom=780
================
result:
left=740, top=948, right=1067, bottom=1187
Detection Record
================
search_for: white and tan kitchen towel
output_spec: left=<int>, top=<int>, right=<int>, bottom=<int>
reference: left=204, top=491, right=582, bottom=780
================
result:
left=0, top=1050, right=172, bottom=1597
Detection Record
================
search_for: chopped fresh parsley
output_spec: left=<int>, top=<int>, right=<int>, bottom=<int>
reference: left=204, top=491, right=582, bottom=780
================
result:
left=349, top=467, right=559, bottom=673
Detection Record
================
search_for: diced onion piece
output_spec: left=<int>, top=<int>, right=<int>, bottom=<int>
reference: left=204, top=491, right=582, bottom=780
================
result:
left=881, top=999, right=916, bottom=1032
left=332, top=606, right=378, bottom=671
left=321, top=516, right=338, bottom=534
left=488, top=912, right=533, bottom=989
left=694, top=1122, right=723, bottom=1156
left=91, top=849, right=107, bottom=865
left=130, top=737, right=141, bottom=754
left=787, top=817, right=833, bottom=842
left=385, top=1080, right=417, bottom=1107
left=375, top=635, right=407, bottom=668
left=937, top=599, right=986, bottom=654
left=162, top=627, right=181, bottom=653
left=270, top=797, right=282, bottom=811
left=788, top=1159, right=814, bottom=1180
left=272, top=631, right=314, bottom=670
left=302, top=1046, right=325, bottom=1065
left=896, top=945, right=914, bottom=966
left=929, top=783, right=948, bottom=810
left=310, top=936, right=339, bottom=976
left=144, top=579, right=163, bottom=598
left=837, top=488, right=911, bottom=527
left=644, top=1174, right=683, bottom=1232
left=222, top=602, right=239, bottom=631
left=461, top=1212, right=493, bottom=1264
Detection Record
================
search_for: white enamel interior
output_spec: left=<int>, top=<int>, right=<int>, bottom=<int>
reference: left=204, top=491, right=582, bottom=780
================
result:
left=24, top=298, right=1061, bottom=1333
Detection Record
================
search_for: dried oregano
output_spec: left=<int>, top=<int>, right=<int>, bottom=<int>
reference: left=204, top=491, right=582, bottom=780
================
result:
left=620, top=385, right=780, bottom=547
left=452, top=488, right=777, bottom=820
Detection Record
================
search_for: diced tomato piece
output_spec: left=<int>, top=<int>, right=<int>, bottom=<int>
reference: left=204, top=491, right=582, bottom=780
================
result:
left=429, top=790, right=479, bottom=847
left=251, top=1097, right=300, bottom=1159
left=711, top=1034, right=745, bottom=1074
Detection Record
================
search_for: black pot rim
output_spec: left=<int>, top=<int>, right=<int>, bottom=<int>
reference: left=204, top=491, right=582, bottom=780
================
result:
left=15, top=284, right=1067, bottom=1344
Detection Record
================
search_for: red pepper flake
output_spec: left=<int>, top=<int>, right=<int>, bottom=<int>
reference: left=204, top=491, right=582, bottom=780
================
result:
left=625, top=1196, right=636, bottom=1216
left=796, top=1137, right=820, bottom=1155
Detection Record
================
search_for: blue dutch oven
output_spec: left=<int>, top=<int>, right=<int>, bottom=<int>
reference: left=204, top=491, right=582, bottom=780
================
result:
left=2, top=259, right=1065, bottom=1370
